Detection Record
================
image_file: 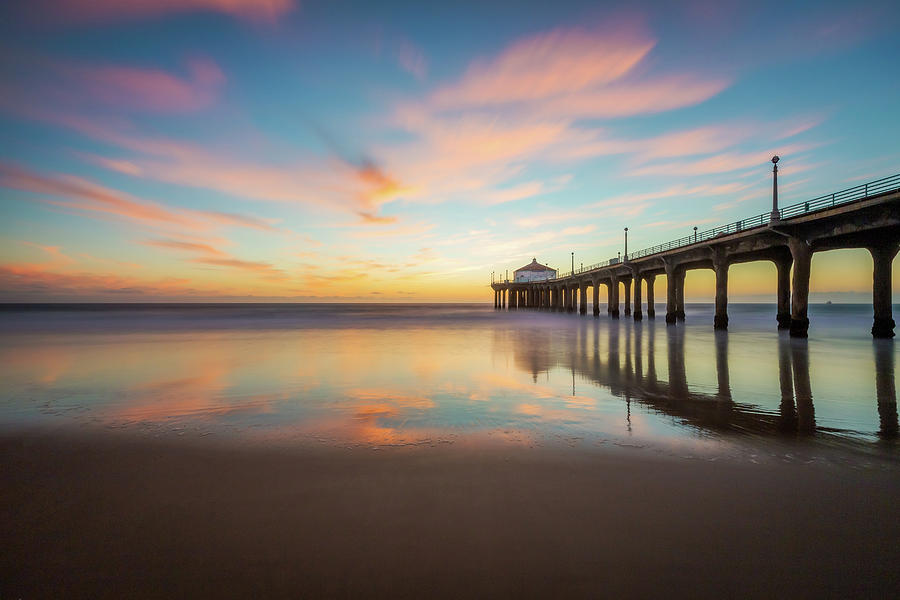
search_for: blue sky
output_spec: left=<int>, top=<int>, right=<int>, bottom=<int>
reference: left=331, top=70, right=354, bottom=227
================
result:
left=0, top=0, right=898, bottom=301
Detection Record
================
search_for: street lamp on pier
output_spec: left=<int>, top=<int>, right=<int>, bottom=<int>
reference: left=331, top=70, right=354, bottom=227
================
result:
left=571, top=251, right=574, bottom=275
left=624, top=227, right=628, bottom=261
left=770, top=155, right=780, bottom=222
left=693, top=226, right=698, bottom=243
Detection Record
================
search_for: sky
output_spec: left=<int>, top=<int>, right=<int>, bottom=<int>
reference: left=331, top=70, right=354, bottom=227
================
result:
left=1, top=0, right=898, bottom=302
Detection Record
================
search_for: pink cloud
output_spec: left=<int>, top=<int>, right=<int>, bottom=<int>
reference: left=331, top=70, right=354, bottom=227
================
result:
left=395, top=40, right=428, bottom=80
left=143, top=238, right=228, bottom=257
left=0, top=161, right=279, bottom=234
left=0, top=264, right=211, bottom=300
left=627, top=143, right=819, bottom=177
left=63, top=58, right=225, bottom=113
left=22, top=242, right=75, bottom=265
left=430, top=25, right=655, bottom=108
left=533, top=74, right=729, bottom=120
left=192, top=256, right=286, bottom=280
left=39, top=0, right=296, bottom=24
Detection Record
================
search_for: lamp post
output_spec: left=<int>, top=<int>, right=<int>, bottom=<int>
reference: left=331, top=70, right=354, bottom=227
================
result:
left=571, top=251, right=574, bottom=275
left=624, top=227, right=628, bottom=261
left=770, top=155, right=780, bottom=222
left=693, top=226, right=697, bottom=243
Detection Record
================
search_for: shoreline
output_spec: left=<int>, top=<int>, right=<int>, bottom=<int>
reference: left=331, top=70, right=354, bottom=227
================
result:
left=3, top=429, right=900, bottom=598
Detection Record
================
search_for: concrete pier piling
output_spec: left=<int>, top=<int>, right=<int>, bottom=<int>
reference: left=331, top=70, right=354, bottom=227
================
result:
left=632, top=274, right=643, bottom=321
left=645, top=274, right=656, bottom=319
left=623, top=279, right=632, bottom=317
left=788, top=237, right=812, bottom=338
left=665, top=263, right=677, bottom=325
left=870, top=243, right=898, bottom=338
left=713, top=259, right=729, bottom=331
left=610, top=275, right=620, bottom=318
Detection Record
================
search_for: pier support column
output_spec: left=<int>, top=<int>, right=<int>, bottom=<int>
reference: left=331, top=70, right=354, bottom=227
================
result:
left=775, top=255, right=792, bottom=329
left=623, top=279, right=632, bottom=317
left=788, top=237, right=812, bottom=338
left=632, top=274, right=644, bottom=321
left=633, top=274, right=643, bottom=321
left=593, top=282, right=600, bottom=317
left=665, top=264, right=677, bottom=324
left=646, top=274, right=656, bottom=318
left=501, top=289, right=506, bottom=308
left=870, top=242, right=898, bottom=338
left=579, top=284, right=587, bottom=315
left=607, top=282, right=613, bottom=315
left=610, top=276, right=620, bottom=318
left=713, top=261, right=729, bottom=330
left=675, top=268, right=686, bottom=321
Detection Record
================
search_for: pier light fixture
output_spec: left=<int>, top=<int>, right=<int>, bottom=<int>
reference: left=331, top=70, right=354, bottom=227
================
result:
left=694, top=226, right=698, bottom=243
left=771, top=155, right=780, bottom=222
left=624, top=227, right=628, bottom=261
left=571, top=251, right=574, bottom=274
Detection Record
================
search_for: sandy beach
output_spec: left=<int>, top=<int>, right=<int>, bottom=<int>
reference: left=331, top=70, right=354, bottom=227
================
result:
left=3, top=430, right=899, bottom=598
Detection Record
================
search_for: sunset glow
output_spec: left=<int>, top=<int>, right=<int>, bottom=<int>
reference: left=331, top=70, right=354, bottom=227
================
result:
left=1, top=1, right=898, bottom=301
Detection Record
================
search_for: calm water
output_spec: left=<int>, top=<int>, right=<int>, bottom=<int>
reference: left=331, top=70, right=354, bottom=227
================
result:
left=1, top=303, right=897, bottom=461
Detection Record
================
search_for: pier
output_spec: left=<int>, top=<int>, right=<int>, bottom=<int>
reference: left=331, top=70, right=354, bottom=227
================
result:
left=491, top=171, right=900, bottom=338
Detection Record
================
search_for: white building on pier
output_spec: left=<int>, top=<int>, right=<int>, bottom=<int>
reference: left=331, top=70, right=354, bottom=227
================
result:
left=514, top=258, right=557, bottom=283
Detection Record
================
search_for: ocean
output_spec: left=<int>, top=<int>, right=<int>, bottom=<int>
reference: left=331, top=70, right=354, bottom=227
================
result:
left=1, top=302, right=897, bottom=461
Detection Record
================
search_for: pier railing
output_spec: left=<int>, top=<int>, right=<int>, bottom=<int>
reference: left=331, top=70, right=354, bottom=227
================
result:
left=547, top=172, right=900, bottom=281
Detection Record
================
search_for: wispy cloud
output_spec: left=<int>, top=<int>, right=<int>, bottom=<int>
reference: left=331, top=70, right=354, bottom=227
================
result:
left=33, top=0, right=296, bottom=24
left=0, top=161, right=280, bottom=234
left=394, top=40, right=428, bottom=80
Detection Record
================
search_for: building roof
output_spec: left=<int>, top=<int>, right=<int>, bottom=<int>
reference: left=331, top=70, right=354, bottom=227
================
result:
left=514, top=258, right=555, bottom=273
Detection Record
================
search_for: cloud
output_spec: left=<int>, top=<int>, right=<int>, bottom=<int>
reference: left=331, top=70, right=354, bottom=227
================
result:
left=143, top=238, right=227, bottom=257
left=22, top=242, right=75, bottom=265
left=2, top=55, right=227, bottom=115
left=0, top=161, right=279, bottom=234
left=376, top=22, right=731, bottom=209
left=192, top=256, right=286, bottom=280
left=64, top=57, right=225, bottom=113
left=357, top=211, right=398, bottom=225
left=429, top=24, right=655, bottom=108
left=0, top=264, right=214, bottom=300
left=395, top=40, right=428, bottom=80
left=627, top=143, right=818, bottom=177
left=34, top=0, right=296, bottom=24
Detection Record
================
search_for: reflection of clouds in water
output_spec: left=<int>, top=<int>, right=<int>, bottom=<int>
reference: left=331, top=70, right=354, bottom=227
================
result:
left=0, top=307, right=896, bottom=450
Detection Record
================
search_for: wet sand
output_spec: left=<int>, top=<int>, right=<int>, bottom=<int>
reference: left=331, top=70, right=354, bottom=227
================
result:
left=2, top=431, right=899, bottom=598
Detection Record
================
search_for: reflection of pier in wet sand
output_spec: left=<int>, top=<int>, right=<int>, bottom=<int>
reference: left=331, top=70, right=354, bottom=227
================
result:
left=505, top=322, right=898, bottom=441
